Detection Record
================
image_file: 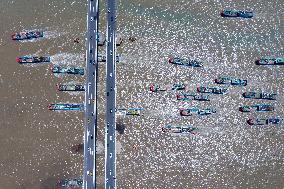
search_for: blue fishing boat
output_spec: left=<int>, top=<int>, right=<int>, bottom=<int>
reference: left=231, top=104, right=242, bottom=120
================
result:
left=197, top=86, right=228, bottom=94
left=11, top=31, right=43, bottom=40
left=171, top=83, right=186, bottom=90
left=247, top=118, right=284, bottom=125
left=48, top=103, right=84, bottom=111
left=255, top=57, right=284, bottom=65
left=239, top=104, right=274, bottom=112
left=221, top=10, right=253, bottom=18
left=242, top=92, right=277, bottom=100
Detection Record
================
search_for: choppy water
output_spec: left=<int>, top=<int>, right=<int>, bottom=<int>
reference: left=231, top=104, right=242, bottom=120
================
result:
left=0, top=0, right=283, bottom=188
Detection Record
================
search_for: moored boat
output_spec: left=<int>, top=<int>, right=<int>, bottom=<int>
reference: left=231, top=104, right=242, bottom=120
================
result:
left=57, top=84, right=85, bottom=91
left=48, top=103, right=84, bottom=111
left=52, top=65, right=84, bottom=75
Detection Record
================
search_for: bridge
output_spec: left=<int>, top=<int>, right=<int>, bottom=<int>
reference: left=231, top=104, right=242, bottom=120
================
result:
left=83, top=0, right=117, bottom=188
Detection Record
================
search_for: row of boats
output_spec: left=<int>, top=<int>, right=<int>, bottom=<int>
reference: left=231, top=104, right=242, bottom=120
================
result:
left=11, top=30, right=123, bottom=46
left=169, top=57, right=284, bottom=67
left=148, top=69, right=282, bottom=129
left=16, top=55, right=120, bottom=64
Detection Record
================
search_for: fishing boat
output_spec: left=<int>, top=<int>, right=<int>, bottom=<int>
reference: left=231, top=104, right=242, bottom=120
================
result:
left=255, top=57, right=284, bottom=65
left=17, top=56, right=50, bottom=64
left=242, top=92, right=277, bottom=100
left=239, top=104, right=274, bottom=112
left=52, top=65, right=84, bottom=75
left=149, top=84, right=166, bottom=92
left=48, top=103, right=84, bottom=111
left=11, top=31, right=43, bottom=40
left=162, top=125, right=197, bottom=134
left=221, top=10, right=253, bottom=18
left=197, top=86, right=228, bottom=94
left=57, top=84, right=85, bottom=91
left=180, top=107, right=216, bottom=116
left=168, top=57, right=203, bottom=67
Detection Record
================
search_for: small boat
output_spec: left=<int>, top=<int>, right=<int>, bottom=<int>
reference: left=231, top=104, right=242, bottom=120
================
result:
left=215, top=77, right=247, bottom=86
left=194, top=94, right=210, bottom=101
left=168, top=57, right=203, bottom=67
left=176, top=92, right=195, bottom=101
left=180, top=107, right=216, bottom=116
left=176, top=93, right=209, bottom=101
left=268, top=118, right=284, bottom=125
left=149, top=84, right=166, bottom=92
left=57, top=84, right=85, bottom=91
left=231, top=78, right=247, bottom=86
left=16, top=56, right=50, bottom=64
left=171, top=83, right=186, bottom=90
left=247, top=118, right=268, bottom=125
left=215, top=77, right=231, bottom=84
left=162, top=125, right=197, bottom=134
left=247, top=118, right=284, bottom=125
left=48, top=103, right=84, bottom=111
left=242, top=92, right=277, bottom=100
left=57, top=178, right=83, bottom=188
left=117, top=108, right=143, bottom=116
left=11, top=31, right=43, bottom=40
left=239, top=104, right=274, bottom=112
left=176, top=93, right=190, bottom=101
left=52, top=65, right=84, bottom=75
left=197, top=86, right=228, bottom=94
left=221, top=10, right=253, bottom=18
left=255, top=57, right=284, bottom=65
